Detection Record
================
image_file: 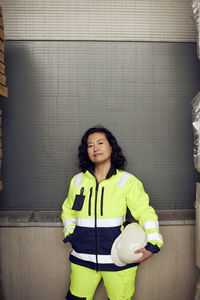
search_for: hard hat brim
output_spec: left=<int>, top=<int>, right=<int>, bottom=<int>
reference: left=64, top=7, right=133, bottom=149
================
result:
left=111, top=223, right=147, bottom=267
left=111, top=237, right=127, bottom=267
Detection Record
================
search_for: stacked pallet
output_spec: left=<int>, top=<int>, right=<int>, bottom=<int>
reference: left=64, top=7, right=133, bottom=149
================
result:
left=0, top=109, right=2, bottom=191
left=0, top=7, right=7, bottom=192
left=0, top=7, right=7, bottom=98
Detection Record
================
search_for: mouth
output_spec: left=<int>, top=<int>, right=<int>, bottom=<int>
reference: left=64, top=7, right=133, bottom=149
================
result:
left=94, top=153, right=102, bottom=157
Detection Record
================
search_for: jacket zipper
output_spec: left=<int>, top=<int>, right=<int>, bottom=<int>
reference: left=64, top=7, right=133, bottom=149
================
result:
left=80, top=187, right=84, bottom=195
left=100, top=187, right=104, bottom=216
left=94, top=182, right=99, bottom=270
left=88, top=187, right=93, bottom=216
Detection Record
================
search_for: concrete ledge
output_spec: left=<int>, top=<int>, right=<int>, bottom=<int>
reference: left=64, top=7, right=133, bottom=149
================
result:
left=0, top=209, right=195, bottom=227
left=0, top=211, right=62, bottom=227
left=156, top=209, right=195, bottom=225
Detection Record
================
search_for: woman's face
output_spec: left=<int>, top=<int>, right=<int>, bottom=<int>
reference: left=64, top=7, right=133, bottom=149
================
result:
left=87, top=132, right=112, bottom=166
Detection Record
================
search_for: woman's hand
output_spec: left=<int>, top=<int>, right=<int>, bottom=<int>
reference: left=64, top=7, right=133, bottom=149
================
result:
left=134, top=248, right=153, bottom=263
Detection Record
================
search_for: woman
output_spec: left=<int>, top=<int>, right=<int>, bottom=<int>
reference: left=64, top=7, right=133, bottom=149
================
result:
left=61, top=126, right=163, bottom=300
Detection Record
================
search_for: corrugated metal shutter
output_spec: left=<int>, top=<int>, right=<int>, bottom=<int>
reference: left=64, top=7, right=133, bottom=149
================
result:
left=1, top=0, right=197, bottom=42
left=0, top=40, right=199, bottom=210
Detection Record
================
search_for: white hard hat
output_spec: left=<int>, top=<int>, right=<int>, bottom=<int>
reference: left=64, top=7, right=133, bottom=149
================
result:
left=111, top=223, right=147, bottom=266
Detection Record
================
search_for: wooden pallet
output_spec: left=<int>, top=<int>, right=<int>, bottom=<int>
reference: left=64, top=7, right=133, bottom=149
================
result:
left=0, top=6, right=8, bottom=191
left=0, top=6, right=8, bottom=98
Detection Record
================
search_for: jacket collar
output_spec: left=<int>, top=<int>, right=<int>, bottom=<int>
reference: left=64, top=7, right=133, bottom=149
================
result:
left=106, top=165, right=117, bottom=179
left=87, top=165, right=117, bottom=180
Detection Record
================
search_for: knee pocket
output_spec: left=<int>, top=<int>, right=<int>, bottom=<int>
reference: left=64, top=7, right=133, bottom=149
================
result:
left=106, top=268, right=137, bottom=300
left=120, top=272, right=136, bottom=299
left=66, top=290, right=86, bottom=300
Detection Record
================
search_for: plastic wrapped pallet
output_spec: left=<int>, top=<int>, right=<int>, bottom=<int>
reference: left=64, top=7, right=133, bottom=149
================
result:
left=192, top=92, right=200, bottom=172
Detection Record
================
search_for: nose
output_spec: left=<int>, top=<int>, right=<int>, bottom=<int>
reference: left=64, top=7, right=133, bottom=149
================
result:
left=94, top=144, right=99, bottom=152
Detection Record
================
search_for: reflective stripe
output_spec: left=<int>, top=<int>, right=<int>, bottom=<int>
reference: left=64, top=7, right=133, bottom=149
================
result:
left=74, top=172, right=82, bottom=187
left=63, top=218, right=76, bottom=236
left=64, top=225, right=75, bottom=236
left=143, top=220, right=159, bottom=230
left=147, top=232, right=163, bottom=243
left=71, top=250, right=113, bottom=264
left=116, top=172, right=131, bottom=186
left=76, top=218, right=94, bottom=227
left=76, top=216, right=125, bottom=228
left=63, top=218, right=76, bottom=227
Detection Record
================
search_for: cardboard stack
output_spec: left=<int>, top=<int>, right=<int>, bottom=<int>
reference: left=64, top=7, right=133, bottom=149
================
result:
left=0, top=6, right=7, bottom=191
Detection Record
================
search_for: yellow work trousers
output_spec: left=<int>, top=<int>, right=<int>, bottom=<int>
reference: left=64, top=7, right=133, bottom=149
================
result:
left=68, top=263, right=138, bottom=300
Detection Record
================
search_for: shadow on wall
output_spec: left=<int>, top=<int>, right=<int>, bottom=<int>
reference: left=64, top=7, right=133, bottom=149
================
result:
left=0, top=42, right=44, bottom=210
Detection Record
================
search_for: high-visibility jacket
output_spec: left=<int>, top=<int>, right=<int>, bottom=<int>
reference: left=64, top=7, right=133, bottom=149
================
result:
left=61, top=167, right=163, bottom=271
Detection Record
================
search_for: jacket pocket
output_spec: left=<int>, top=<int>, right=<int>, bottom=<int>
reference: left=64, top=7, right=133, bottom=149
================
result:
left=100, top=187, right=104, bottom=216
left=72, top=187, right=85, bottom=211
left=88, top=187, right=93, bottom=216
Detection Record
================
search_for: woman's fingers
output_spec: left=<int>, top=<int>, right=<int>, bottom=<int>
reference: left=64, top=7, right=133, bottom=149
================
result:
left=134, top=248, right=153, bottom=263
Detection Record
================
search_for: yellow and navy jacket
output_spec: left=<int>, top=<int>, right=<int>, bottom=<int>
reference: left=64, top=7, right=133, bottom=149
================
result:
left=61, top=167, right=163, bottom=271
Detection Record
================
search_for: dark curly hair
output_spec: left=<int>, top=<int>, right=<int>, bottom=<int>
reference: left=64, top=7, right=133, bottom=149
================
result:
left=78, top=126, right=127, bottom=172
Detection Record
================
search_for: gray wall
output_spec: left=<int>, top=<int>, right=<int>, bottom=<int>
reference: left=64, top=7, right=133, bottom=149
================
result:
left=0, top=41, right=199, bottom=210
left=0, top=224, right=198, bottom=300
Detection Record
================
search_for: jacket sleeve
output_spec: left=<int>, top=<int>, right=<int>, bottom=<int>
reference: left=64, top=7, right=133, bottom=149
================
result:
left=61, top=177, right=76, bottom=244
left=127, top=177, right=163, bottom=253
